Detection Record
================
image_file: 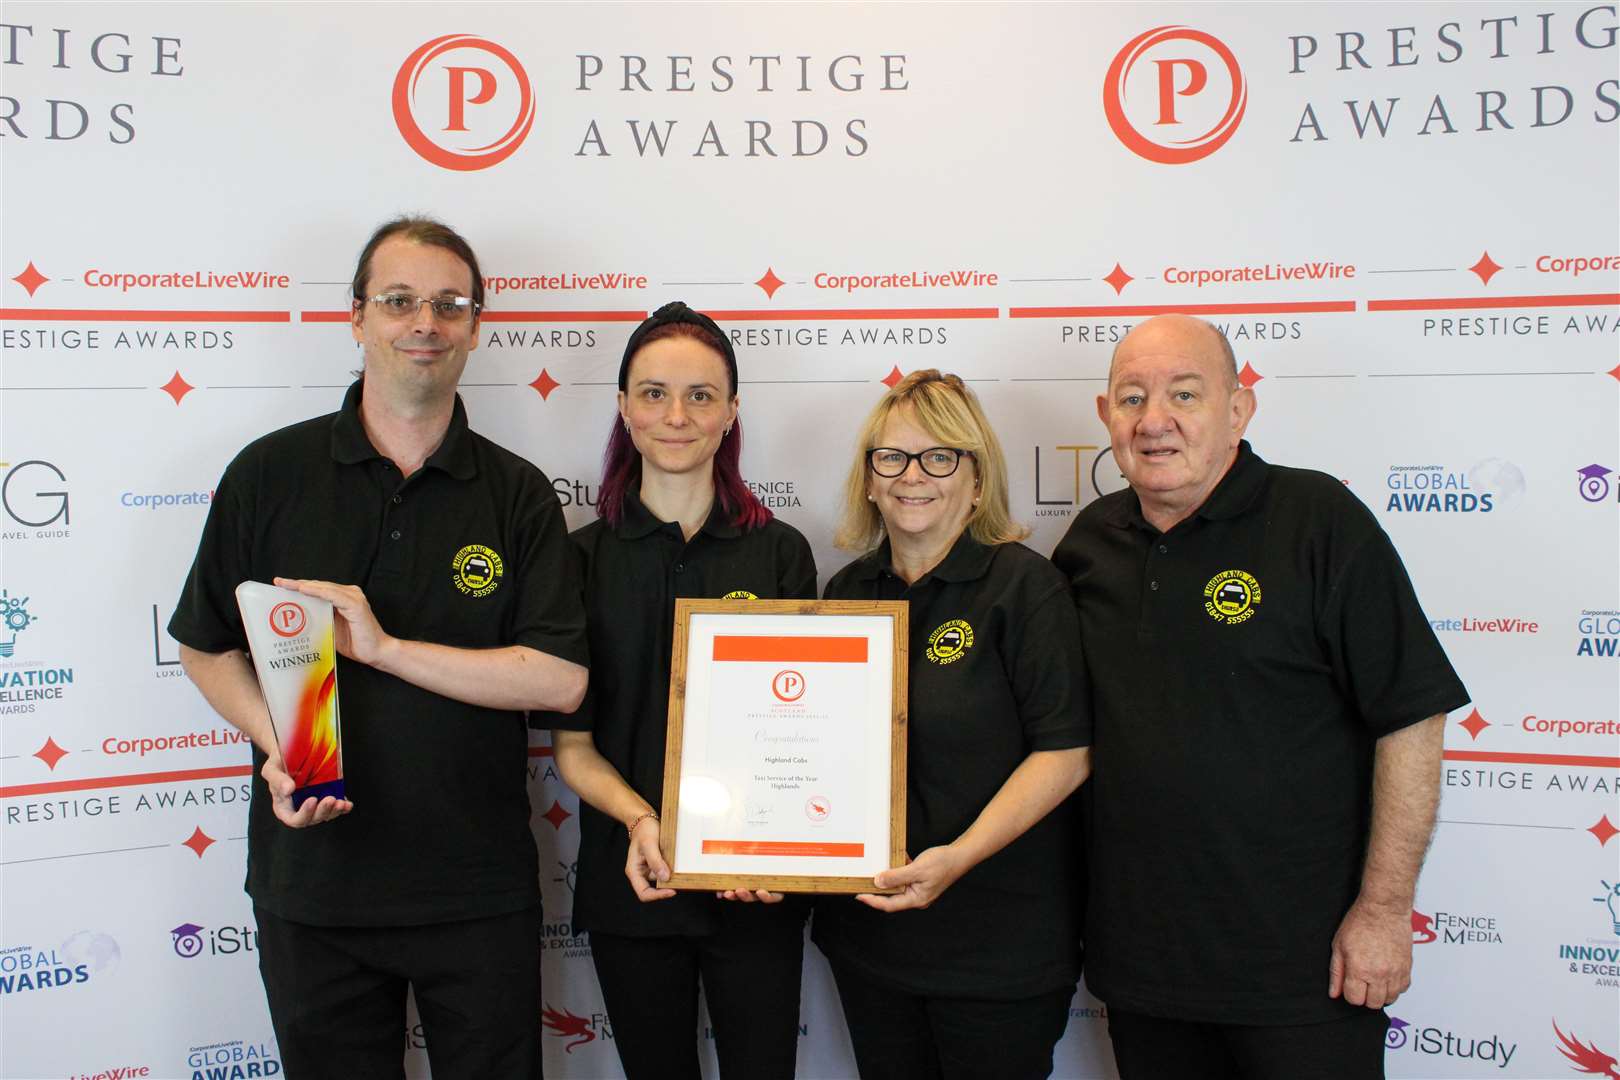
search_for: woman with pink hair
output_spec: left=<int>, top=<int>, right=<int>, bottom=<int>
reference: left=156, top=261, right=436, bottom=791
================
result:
left=551, top=302, right=815, bottom=1079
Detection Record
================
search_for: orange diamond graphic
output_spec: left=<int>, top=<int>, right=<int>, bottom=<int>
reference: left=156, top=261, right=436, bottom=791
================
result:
left=540, top=800, right=573, bottom=830
left=529, top=369, right=559, bottom=400
left=1103, top=263, right=1133, bottom=295
left=33, top=736, right=69, bottom=770
left=881, top=365, right=904, bottom=389
left=1237, top=361, right=1263, bottom=388
left=12, top=261, right=48, bottom=297
left=1457, top=708, right=1489, bottom=741
left=182, top=826, right=216, bottom=858
left=755, top=267, right=785, bottom=300
left=1469, top=251, right=1502, bottom=286
left=1608, top=363, right=1620, bottom=382
left=1588, top=814, right=1618, bottom=847
left=161, top=371, right=194, bottom=405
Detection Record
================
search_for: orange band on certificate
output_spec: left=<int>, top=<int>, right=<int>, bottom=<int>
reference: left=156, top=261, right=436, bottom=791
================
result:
left=712, top=635, right=868, bottom=663
left=661, top=599, right=907, bottom=894
left=702, top=840, right=866, bottom=857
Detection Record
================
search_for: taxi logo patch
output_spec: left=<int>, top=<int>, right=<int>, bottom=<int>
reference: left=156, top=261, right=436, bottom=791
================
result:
left=452, top=543, right=504, bottom=598
left=925, top=619, right=974, bottom=664
left=721, top=590, right=758, bottom=600
left=1203, top=569, right=1260, bottom=625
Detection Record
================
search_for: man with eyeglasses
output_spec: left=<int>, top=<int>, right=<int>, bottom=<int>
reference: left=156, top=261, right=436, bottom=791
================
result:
left=170, top=216, right=589, bottom=1079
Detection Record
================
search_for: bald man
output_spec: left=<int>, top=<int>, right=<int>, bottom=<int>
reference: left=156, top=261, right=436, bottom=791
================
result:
left=1052, top=315, right=1469, bottom=1079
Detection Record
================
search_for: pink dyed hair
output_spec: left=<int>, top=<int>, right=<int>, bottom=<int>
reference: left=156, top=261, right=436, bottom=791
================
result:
left=596, top=322, right=771, bottom=532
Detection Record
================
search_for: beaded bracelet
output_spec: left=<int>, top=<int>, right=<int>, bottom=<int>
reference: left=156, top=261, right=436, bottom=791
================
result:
left=625, top=810, right=659, bottom=839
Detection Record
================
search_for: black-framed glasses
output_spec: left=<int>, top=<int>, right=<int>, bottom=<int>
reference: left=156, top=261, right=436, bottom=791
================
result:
left=366, top=292, right=479, bottom=322
left=867, top=446, right=973, bottom=478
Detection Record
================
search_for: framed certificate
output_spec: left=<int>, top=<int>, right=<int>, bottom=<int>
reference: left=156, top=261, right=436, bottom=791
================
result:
left=659, top=598, right=908, bottom=893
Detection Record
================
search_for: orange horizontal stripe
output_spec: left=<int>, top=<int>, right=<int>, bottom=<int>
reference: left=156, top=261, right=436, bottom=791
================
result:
left=0, top=764, right=254, bottom=799
left=482, top=310, right=648, bottom=322
left=702, top=308, right=998, bottom=321
left=1368, top=294, right=1620, bottom=312
left=1444, top=749, right=1619, bottom=769
left=713, top=635, right=867, bottom=663
left=300, top=310, right=648, bottom=323
left=702, top=840, right=865, bottom=857
left=1, top=308, right=289, bottom=323
left=1010, top=300, right=1355, bottom=317
left=0, top=746, right=554, bottom=798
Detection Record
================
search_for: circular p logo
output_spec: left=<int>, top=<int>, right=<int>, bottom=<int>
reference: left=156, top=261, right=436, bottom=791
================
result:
left=772, top=670, right=805, bottom=703
left=268, top=601, right=306, bottom=638
left=393, top=35, right=535, bottom=171
left=1103, top=26, right=1246, bottom=164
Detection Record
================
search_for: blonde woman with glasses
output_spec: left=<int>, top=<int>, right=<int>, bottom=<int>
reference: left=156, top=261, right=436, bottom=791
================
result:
left=812, top=370, right=1093, bottom=1080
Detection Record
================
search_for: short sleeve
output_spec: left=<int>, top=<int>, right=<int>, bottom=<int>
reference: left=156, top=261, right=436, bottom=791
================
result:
left=509, top=486, right=590, bottom=669
left=1317, top=521, right=1470, bottom=736
left=168, top=456, right=255, bottom=654
left=543, top=529, right=597, bottom=734
left=1004, top=565, right=1092, bottom=752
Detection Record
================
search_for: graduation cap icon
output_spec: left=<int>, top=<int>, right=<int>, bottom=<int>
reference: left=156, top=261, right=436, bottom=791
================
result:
left=1577, top=464, right=1613, bottom=503
left=170, top=922, right=204, bottom=957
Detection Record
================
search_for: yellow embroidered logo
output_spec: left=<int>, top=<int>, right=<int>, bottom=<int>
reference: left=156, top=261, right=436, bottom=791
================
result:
left=451, top=544, right=504, bottom=598
left=721, top=590, right=759, bottom=600
left=925, top=619, right=974, bottom=664
left=1203, top=569, right=1261, bottom=625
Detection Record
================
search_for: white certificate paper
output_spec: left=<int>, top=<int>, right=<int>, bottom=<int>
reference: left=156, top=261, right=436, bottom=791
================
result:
left=670, top=611, right=895, bottom=882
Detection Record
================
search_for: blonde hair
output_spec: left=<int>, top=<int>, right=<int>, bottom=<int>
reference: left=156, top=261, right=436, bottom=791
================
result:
left=835, top=370, right=1029, bottom=552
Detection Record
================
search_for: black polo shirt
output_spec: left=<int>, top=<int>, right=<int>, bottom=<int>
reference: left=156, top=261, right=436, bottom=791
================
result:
left=550, top=492, right=817, bottom=938
left=169, top=380, right=589, bottom=927
left=1052, top=440, right=1469, bottom=1025
left=813, top=534, right=1091, bottom=1000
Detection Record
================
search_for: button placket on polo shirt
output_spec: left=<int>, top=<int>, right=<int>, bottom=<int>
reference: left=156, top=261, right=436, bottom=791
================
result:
left=372, top=463, right=416, bottom=580
left=1139, top=530, right=1172, bottom=632
left=671, top=522, right=717, bottom=582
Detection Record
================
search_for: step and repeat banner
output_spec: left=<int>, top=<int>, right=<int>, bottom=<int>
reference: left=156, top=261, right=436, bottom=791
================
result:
left=2, top=3, right=1616, bottom=1078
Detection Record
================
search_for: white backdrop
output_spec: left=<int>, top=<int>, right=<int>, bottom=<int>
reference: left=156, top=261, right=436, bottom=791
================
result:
left=1, top=4, right=1616, bottom=1078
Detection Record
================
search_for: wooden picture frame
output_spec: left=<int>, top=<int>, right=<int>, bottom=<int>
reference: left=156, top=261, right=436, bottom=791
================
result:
left=659, top=598, right=908, bottom=894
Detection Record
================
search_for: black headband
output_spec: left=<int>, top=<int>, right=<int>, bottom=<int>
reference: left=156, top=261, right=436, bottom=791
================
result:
left=618, top=301, right=738, bottom=393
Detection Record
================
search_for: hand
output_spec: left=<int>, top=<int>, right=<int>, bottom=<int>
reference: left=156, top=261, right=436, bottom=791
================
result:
left=1328, top=899, right=1413, bottom=1008
left=625, top=816, right=676, bottom=903
left=273, top=577, right=392, bottom=667
left=855, top=845, right=966, bottom=913
left=716, top=888, right=785, bottom=904
left=262, top=750, right=351, bottom=827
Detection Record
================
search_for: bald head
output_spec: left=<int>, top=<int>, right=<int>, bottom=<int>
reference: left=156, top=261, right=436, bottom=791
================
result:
left=1096, top=311, right=1256, bottom=531
left=1108, top=315, right=1237, bottom=390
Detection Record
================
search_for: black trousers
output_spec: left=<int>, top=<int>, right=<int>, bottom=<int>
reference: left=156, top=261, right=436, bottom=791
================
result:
left=828, top=960, right=1076, bottom=1080
left=1107, top=1007, right=1390, bottom=1080
left=254, top=904, right=542, bottom=1080
left=588, top=917, right=805, bottom=1080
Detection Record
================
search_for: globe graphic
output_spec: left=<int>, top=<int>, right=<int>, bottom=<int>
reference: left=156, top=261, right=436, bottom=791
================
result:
left=60, top=931, right=121, bottom=974
left=1467, top=458, right=1526, bottom=508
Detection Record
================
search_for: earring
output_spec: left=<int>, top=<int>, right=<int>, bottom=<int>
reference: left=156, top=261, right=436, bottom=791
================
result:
left=623, top=421, right=631, bottom=434
left=723, top=425, right=733, bottom=437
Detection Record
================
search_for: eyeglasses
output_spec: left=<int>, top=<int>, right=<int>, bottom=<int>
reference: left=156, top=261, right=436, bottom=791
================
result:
left=366, top=292, right=479, bottom=322
left=867, top=447, right=973, bottom=478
